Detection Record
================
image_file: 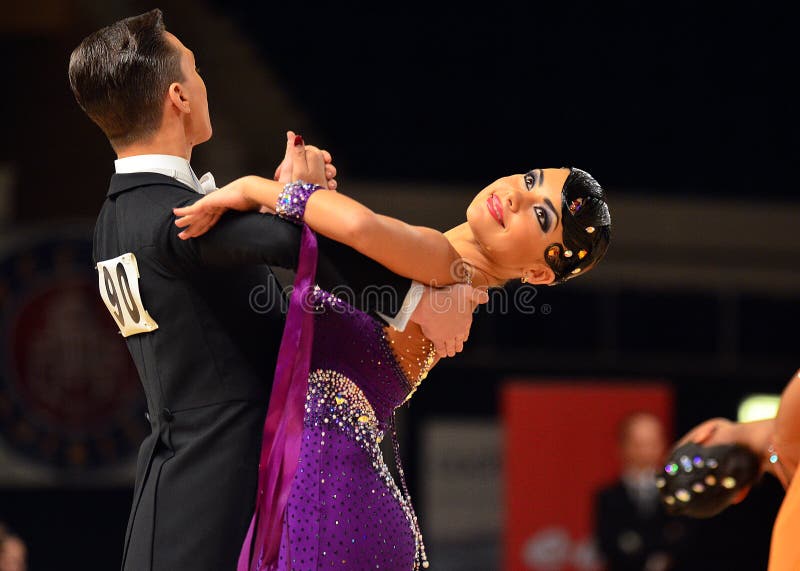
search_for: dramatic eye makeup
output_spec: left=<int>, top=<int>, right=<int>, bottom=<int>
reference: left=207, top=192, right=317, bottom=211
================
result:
left=543, top=197, right=560, bottom=230
left=524, top=170, right=539, bottom=190
left=524, top=170, right=557, bottom=232
left=524, top=172, right=535, bottom=189
left=534, top=206, right=551, bottom=232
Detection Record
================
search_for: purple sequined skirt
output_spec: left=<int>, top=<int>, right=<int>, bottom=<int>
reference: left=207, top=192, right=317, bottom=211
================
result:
left=273, top=290, right=426, bottom=570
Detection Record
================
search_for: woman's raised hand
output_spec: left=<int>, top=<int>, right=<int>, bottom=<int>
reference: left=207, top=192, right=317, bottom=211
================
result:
left=274, top=130, right=338, bottom=190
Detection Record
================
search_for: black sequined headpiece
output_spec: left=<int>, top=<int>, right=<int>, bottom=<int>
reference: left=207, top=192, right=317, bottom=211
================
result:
left=544, top=167, right=611, bottom=284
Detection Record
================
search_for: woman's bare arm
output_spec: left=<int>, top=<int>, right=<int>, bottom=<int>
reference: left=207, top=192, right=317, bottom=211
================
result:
left=302, top=191, right=461, bottom=286
left=775, top=369, right=800, bottom=449
left=174, top=174, right=463, bottom=287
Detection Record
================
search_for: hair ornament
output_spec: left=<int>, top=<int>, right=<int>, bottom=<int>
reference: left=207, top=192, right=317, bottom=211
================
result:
left=675, top=489, right=691, bottom=503
left=692, top=482, right=706, bottom=493
left=568, top=197, right=584, bottom=215
left=705, top=475, right=717, bottom=486
left=585, top=226, right=595, bottom=234
left=663, top=495, right=676, bottom=505
left=564, top=250, right=573, bottom=258
left=655, top=477, right=666, bottom=489
left=706, top=458, right=719, bottom=469
left=665, top=462, right=679, bottom=476
left=721, top=477, right=737, bottom=489
left=578, top=250, right=587, bottom=259
left=680, top=455, right=694, bottom=472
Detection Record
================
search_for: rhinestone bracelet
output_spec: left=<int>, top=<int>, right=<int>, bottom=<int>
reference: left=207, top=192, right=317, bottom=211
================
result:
left=276, top=180, right=323, bottom=224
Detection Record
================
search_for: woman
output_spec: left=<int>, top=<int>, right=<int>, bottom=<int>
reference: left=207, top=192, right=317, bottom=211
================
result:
left=658, top=369, right=800, bottom=570
left=173, top=134, right=612, bottom=570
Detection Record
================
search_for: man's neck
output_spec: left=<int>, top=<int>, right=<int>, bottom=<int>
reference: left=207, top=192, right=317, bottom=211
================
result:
left=116, top=131, right=193, bottom=161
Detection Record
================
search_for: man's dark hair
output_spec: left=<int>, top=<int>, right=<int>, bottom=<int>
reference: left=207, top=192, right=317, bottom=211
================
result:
left=68, top=8, right=184, bottom=149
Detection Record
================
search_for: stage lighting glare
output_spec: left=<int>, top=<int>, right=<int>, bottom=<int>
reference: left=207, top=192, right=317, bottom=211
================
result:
left=738, top=394, right=781, bottom=423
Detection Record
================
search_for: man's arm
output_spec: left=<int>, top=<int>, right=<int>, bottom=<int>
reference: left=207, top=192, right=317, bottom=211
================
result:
left=314, top=234, right=412, bottom=320
left=185, top=209, right=302, bottom=269
left=316, top=235, right=486, bottom=356
left=166, top=202, right=426, bottom=328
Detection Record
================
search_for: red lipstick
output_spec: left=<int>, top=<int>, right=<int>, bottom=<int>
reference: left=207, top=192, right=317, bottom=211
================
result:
left=487, top=194, right=505, bottom=227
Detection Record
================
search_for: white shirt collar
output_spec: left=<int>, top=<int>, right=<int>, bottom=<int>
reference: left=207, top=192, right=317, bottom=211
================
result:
left=114, top=154, right=212, bottom=194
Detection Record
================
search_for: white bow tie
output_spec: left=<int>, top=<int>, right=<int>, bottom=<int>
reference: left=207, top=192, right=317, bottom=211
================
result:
left=197, top=172, right=218, bottom=194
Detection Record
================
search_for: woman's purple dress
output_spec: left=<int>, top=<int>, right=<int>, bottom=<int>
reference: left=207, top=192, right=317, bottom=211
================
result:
left=240, top=226, right=433, bottom=571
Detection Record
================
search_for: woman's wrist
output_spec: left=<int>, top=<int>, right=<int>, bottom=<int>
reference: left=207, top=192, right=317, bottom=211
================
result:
left=276, top=180, right=323, bottom=224
left=237, top=175, right=280, bottom=211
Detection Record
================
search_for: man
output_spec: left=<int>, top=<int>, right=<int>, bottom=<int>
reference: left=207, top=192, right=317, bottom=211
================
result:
left=68, top=9, right=485, bottom=570
left=595, top=412, right=695, bottom=571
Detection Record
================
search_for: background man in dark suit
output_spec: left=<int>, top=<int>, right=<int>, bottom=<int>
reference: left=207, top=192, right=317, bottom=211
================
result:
left=595, top=412, right=695, bottom=571
left=68, top=9, right=484, bottom=570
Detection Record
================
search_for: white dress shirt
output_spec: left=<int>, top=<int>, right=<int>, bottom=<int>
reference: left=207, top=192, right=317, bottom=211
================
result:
left=623, top=469, right=660, bottom=516
left=115, top=154, right=216, bottom=194
left=113, top=154, right=421, bottom=331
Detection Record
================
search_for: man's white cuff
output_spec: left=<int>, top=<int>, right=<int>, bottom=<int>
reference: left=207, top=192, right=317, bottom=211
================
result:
left=377, top=281, right=424, bottom=332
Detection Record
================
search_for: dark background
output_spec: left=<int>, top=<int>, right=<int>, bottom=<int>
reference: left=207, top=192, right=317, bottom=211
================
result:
left=214, top=1, right=797, bottom=195
left=1, top=2, right=797, bottom=569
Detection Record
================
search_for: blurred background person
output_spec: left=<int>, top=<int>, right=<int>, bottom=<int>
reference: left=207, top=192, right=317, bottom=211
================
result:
left=0, top=524, right=27, bottom=571
left=594, top=412, right=695, bottom=571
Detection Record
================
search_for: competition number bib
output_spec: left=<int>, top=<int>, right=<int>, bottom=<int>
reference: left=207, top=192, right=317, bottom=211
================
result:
left=96, top=253, right=158, bottom=337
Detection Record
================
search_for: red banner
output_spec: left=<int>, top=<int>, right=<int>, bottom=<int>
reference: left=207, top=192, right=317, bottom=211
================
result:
left=502, top=380, right=673, bottom=571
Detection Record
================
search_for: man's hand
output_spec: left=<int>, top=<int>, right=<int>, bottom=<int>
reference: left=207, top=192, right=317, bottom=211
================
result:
left=411, top=284, right=489, bottom=358
left=274, top=130, right=338, bottom=190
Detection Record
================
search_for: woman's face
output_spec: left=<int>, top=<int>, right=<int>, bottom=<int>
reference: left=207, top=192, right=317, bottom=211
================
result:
left=466, top=168, right=569, bottom=283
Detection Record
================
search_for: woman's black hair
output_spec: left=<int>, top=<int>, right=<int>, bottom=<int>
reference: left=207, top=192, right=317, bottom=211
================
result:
left=544, top=167, right=611, bottom=284
left=657, top=442, right=762, bottom=518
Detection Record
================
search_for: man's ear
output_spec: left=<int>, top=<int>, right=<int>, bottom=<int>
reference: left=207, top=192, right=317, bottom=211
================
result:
left=167, top=82, right=190, bottom=113
left=731, top=485, right=752, bottom=505
left=524, top=263, right=555, bottom=285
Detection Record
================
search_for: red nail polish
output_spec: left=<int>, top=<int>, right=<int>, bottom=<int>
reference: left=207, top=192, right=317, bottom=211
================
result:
left=294, top=135, right=304, bottom=146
